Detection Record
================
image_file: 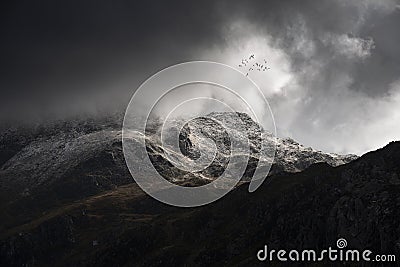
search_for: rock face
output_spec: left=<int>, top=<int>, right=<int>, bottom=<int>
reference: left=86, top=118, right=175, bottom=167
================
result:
left=273, top=137, right=358, bottom=172
left=162, top=112, right=358, bottom=169
left=145, top=112, right=357, bottom=184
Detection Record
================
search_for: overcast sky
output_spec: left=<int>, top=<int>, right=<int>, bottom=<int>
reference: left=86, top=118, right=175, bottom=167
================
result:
left=1, top=0, right=400, bottom=155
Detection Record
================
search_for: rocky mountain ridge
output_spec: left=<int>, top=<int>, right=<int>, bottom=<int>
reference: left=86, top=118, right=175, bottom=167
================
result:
left=0, top=112, right=357, bottom=198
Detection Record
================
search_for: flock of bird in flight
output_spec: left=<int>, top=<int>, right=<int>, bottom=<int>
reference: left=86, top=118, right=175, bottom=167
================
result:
left=238, top=54, right=271, bottom=76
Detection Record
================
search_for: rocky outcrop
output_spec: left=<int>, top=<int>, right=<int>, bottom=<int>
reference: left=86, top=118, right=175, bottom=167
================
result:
left=146, top=112, right=357, bottom=184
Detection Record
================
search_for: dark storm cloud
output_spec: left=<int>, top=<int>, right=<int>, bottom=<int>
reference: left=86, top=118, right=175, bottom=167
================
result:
left=1, top=0, right=399, bottom=154
left=221, top=0, right=400, bottom=97
left=2, top=0, right=398, bottom=118
left=354, top=8, right=400, bottom=96
left=208, top=0, right=400, bottom=154
left=0, top=0, right=226, bottom=120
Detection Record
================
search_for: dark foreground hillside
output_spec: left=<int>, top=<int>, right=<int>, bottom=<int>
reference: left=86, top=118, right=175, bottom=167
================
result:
left=1, top=141, right=399, bottom=266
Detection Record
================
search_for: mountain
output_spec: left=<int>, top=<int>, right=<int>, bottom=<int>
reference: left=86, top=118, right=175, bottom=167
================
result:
left=174, top=112, right=357, bottom=176
left=0, top=112, right=370, bottom=266
left=0, top=139, right=399, bottom=266
left=1, top=112, right=357, bottom=191
left=0, top=112, right=357, bottom=230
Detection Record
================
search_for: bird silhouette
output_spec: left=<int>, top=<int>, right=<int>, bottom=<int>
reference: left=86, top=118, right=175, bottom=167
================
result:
left=238, top=56, right=271, bottom=75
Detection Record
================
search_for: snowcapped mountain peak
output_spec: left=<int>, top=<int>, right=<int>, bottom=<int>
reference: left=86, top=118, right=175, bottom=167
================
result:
left=0, top=112, right=358, bottom=196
